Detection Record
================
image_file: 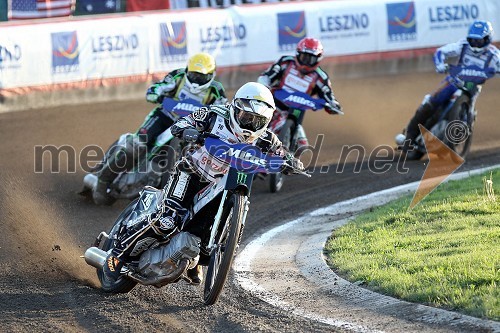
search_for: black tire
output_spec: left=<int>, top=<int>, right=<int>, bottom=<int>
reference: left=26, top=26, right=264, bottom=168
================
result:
left=203, top=194, right=246, bottom=305
left=405, top=149, right=424, bottom=161
left=270, top=119, right=295, bottom=193
left=97, top=199, right=138, bottom=293
left=443, top=94, right=474, bottom=161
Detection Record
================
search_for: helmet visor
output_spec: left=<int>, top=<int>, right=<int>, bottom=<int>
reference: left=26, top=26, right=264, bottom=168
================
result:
left=297, top=52, right=320, bottom=67
left=467, top=37, right=488, bottom=49
left=187, top=71, right=213, bottom=86
left=233, top=99, right=271, bottom=131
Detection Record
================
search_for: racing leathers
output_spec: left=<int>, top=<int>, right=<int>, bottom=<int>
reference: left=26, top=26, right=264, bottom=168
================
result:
left=404, top=40, right=500, bottom=147
left=258, top=56, right=342, bottom=147
left=105, top=104, right=302, bottom=281
left=94, top=68, right=227, bottom=204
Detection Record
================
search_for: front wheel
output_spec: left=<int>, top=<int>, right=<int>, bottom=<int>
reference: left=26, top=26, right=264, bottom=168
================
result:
left=270, top=119, right=295, bottom=193
left=443, top=95, right=474, bottom=162
left=97, top=199, right=139, bottom=293
left=203, top=194, right=246, bottom=305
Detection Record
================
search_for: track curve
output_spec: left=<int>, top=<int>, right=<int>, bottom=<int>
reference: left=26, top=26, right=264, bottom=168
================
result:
left=0, top=71, right=499, bottom=332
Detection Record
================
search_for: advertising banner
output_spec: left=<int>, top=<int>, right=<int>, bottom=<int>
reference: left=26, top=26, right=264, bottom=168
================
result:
left=76, top=17, right=149, bottom=80
left=377, top=0, right=491, bottom=51
left=0, top=0, right=499, bottom=91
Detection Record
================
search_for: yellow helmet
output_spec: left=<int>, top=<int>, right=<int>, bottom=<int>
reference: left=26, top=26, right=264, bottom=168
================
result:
left=185, top=53, right=216, bottom=94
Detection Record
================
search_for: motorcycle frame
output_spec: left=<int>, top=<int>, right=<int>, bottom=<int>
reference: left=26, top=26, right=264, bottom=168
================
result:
left=191, top=166, right=253, bottom=253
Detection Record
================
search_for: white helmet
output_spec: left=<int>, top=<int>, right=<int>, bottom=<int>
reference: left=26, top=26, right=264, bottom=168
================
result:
left=229, top=82, right=276, bottom=143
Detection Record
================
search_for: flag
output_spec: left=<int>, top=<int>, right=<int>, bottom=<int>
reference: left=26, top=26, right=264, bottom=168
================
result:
left=75, top=0, right=121, bottom=15
left=126, top=0, right=169, bottom=12
left=9, top=0, right=72, bottom=20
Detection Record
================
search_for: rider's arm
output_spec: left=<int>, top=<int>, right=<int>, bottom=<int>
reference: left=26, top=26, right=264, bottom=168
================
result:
left=257, top=56, right=291, bottom=88
left=256, top=130, right=284, bottom=155
left=313, top=69, right=342, bottom=114
left=146, top=69, right=183, bottom=103
left=170, top=107, right=212, bottom=138
left=433, top=40, right=465, bottom=72
left=209, top=81, right=228, bottom=105
left=492, top=49, right=500, bottom=77
left=257, top=130, right=304, bottom=173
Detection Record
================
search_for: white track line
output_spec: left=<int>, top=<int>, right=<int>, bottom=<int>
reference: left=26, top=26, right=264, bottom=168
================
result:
left=234, top=164, right=500, bottom=333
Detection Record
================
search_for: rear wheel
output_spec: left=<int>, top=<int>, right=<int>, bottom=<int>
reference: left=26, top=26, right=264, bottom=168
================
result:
left=203, top=194, right=246, bottom=305
left=443, top=95, right=473, bottom=162
left=405, top=149, right=424, bottom=161
left=270, top=119, right=295, bottom=193
left=97, top=199, right=138, bottom=293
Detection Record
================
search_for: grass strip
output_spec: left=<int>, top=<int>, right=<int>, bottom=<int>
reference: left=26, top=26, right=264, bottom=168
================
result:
left=325, top=169, right=500, bottom=320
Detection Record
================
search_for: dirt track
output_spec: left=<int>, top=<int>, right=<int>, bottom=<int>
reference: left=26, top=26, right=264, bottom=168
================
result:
left=0, top=71, right=499, bottom=332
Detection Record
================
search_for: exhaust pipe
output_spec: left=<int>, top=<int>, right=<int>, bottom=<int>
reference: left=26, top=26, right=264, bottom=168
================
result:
left=84, top=247, right=108, bottom=269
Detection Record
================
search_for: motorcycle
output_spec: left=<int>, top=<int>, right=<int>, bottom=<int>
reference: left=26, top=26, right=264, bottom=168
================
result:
left=81, top=97, right=203, bottom=204
left=84, top=136, right=309, bottom=305
left=266, top=88, right=342, bottom=192
left=396, top=64, right=495, bottom=161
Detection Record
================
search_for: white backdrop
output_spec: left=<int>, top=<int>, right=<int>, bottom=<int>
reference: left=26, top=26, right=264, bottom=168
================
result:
left=0, top=0, right=498, bottom=90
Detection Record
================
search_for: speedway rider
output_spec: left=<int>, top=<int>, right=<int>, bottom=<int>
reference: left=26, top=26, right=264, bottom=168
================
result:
left=400, top=20, right=500, bottom=155
left=93, top=52, right=227, bottom=205
left=103, top=82, right=304, bottom=285
left=257, top=37, right=342, bottom=148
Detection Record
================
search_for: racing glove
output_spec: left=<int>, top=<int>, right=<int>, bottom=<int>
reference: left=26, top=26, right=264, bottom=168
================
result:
left=435, top=63, right=448, bottom=74
left=281, top=154, right=304, bottom=175
left=146, top=93, right=163, bottom=103
left=182, top=128, right=203, bottom=144
left=325, top=100, right=343, bottom=115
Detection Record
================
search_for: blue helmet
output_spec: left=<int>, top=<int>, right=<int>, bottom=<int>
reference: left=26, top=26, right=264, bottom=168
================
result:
left=467, top=20, right=493, bottom=52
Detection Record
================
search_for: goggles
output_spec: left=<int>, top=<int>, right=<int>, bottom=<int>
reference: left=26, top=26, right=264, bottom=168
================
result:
left=187, top=71, right=213, bottom=85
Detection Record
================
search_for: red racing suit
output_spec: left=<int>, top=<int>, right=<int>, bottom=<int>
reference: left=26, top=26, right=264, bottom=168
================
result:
left=257, top=55, right=341, bottom=114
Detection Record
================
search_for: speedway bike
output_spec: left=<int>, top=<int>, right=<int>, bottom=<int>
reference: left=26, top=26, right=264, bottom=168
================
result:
left=267, top=88, right=340, bottom=192
left=397, top=64, right=495, bottom=161
left=81, top=97, right=203, bottom=204
left=84, top=136, right=309, bottom=305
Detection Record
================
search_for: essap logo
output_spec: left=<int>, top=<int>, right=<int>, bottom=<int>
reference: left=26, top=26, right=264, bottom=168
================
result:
left=386, top=2, right=417, bottom=42
left=160, top=22, right=188, bottom=62
left=278, top=11, right=306, bottom=52
left=51, top=31, right=79, bottom=73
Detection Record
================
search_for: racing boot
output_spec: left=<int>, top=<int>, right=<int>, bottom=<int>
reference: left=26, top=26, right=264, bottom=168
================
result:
left=403, top=99, right=435, bottom=153
left=92, top=179, right=115, bottom=206
left=296, top=125, right=309, bottom=151
left=92, top=147, right=132, bottom=205
left=186, top=264, right=203, bottom=285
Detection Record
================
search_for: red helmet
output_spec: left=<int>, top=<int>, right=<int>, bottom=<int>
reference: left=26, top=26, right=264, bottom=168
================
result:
left=295, top=37, right=324, bottom=74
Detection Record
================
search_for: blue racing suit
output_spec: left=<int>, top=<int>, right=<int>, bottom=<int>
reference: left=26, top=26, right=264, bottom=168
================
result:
left=405, top=40, right=500, bottom=143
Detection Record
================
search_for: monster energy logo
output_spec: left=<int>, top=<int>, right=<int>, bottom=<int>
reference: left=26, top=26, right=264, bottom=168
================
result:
left=236, top=172, right=247, bottom=184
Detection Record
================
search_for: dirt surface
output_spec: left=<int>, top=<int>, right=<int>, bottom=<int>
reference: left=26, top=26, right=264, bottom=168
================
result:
left=0, top=71, right=499, bottom=333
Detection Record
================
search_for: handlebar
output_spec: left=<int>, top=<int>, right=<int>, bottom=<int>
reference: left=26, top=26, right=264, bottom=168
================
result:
left=282, top=162, right=311, bottom=177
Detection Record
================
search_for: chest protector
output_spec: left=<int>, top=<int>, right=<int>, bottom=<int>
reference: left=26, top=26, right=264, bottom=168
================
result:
left=174, top=77, right=212, bottom=104
left=190, top=115, right=240, bottom=182
left=459, top=46, right=495, bottom=70
left=279, top=63, right=318, bottom=94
